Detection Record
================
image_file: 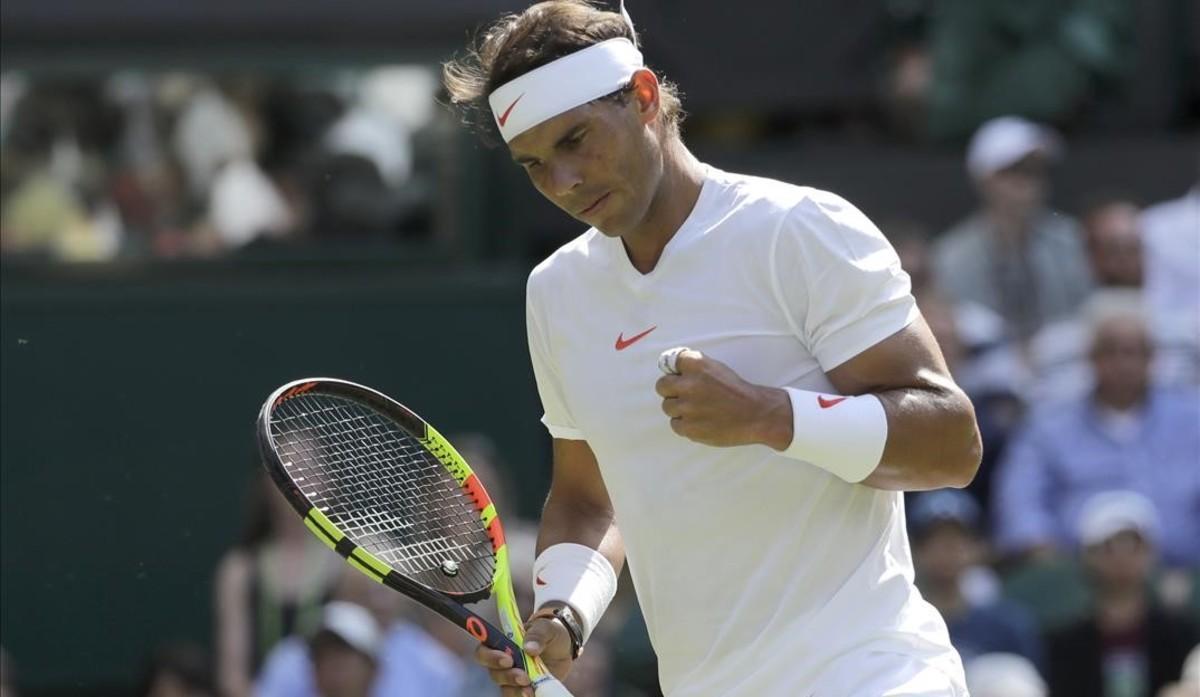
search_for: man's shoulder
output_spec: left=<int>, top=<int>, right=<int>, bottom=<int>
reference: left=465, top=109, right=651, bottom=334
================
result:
left=527, top=228, right=599, bottom=291
left=712, top=171, right=888, bottom=253
left=725, top=170, right=866, bottom=219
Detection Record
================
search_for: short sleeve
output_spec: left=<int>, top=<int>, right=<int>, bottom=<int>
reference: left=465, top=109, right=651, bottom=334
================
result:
left=770, top=191, right=919, bottom=370
left=526, top=274, right=586, bottom=440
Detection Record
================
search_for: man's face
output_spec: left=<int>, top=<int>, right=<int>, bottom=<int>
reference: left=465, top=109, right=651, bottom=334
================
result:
left=507, top=88, right=661, bottom=236
left=1086, top=203, right=1143, bottom=287
left=978, top=154, right=1050, bottom=219
left=1090, top=315, right=1152, bottom=405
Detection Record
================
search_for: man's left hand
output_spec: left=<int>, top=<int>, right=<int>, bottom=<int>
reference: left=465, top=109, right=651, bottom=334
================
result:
left=655, top=349, right=793, bottom=449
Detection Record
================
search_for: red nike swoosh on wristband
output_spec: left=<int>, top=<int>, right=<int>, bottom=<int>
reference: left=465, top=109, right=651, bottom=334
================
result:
left=615, top=325, right=657, bottom=351
left=498, top=94, right=524, bottom=127
left=817, top=395, right=848, bottom=409
left=535, top=575, right=548, bottom=586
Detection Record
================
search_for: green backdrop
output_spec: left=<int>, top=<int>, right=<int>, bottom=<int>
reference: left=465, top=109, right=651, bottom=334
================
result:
left=0, top=259, right=548, bottom=693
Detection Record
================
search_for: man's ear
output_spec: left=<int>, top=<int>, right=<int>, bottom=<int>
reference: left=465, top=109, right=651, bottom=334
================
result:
left=630, top=69, right=661, bottom=125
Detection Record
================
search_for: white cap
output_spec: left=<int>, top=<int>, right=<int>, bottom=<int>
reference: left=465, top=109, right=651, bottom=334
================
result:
left=1182, top=643, right=1200, bottom=683
left=966, top=653, right=1048, bottom=697
left=966, top=116, right=1062, bottom=180
left=315, top=601, right=382, bottom=660
left=1077, top=490, right=1160, bottom=548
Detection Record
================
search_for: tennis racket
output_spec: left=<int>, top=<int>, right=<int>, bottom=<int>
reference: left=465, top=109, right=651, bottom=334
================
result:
left=256, top=377, right=570, bottom=696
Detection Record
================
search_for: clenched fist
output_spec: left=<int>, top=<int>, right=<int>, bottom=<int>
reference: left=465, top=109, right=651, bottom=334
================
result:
left=655, top=348, right=794, bottom=449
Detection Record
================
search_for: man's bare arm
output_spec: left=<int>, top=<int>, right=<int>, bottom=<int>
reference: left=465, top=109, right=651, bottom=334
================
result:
left=658, top=315, right=981, bottom=491
left=537, top=438, right=624, bottom=575
left=823, top=316, right=981, bottom=490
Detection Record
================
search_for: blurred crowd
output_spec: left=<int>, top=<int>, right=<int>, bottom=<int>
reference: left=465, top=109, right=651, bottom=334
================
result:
left=900, top=114, right=1200, bottom=697
left=0, top=69, right=441, bottom=262
left=7, top=103, right=1197, bottom=697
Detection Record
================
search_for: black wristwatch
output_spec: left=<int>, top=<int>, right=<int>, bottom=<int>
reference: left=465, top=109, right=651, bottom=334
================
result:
left=549, top=604, right=585, bottom=659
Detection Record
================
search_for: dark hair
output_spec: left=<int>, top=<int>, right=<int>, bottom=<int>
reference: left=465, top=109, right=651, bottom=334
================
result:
left=442, top=0, right=684, bottom=145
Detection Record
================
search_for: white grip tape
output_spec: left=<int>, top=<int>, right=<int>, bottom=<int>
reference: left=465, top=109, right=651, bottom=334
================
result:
left=532, top=543, right=618, bottom=644
left=781, top=388, right=887, bottom=483
left=532, top=675, right=574, bottom=697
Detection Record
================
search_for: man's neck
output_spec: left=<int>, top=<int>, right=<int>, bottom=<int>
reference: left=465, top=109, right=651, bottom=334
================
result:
left=621, top=138, right=705, bottom=273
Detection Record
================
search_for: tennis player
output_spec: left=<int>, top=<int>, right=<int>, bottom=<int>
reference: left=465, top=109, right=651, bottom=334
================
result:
left=444, top=2, right=982, bottom=695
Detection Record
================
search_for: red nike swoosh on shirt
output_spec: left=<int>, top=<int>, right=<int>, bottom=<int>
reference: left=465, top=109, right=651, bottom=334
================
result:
left=615, top=325, right=657, bottom=351
left=817, top=395, right=848, bottom=409
left=498, top=94, right=524, bottom=127
left=535, top=575, right=548, bottom=586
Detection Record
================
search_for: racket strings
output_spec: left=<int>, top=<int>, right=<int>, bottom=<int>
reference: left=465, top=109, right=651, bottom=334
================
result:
left=270, top=393, right=495, bottom=595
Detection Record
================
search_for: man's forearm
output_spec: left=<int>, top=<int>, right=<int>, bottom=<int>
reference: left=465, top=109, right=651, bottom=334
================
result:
left=536, top=490, right=625, bottom=577
left=863, top=381, right=982, bottom=490
left=755, top=377, right=981, bottom=490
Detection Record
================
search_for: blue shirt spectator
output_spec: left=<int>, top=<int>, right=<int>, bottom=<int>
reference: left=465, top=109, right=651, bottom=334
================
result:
left=993, top=306, right=1200, bottom=566
left=909, top=490, right=1044, bottom=668
left=946, top=599, right=1043, bottom=668
left=256, top=619, right=473, bottom=697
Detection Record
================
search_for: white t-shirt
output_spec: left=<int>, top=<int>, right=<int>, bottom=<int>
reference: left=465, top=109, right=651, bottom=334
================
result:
left=526, top=166, right=966, bottom=696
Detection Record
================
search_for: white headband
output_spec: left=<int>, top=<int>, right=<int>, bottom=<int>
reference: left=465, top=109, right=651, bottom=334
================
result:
left=488, top=36, right=644, bottom=143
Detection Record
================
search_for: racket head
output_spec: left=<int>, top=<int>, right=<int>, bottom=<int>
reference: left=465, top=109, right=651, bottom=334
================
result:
left=256, top=378, right=502, bottom=602
left=256, top=378, right=567, bottom=693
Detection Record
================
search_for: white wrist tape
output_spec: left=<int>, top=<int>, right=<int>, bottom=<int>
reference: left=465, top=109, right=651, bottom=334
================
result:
left=781, top=388, right=888, bottom=483
left=532, top=543, right=617, bottom=644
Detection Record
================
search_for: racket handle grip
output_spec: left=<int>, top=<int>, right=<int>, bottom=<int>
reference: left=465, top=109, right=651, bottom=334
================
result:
left=532, top=675, right=574, bottom=697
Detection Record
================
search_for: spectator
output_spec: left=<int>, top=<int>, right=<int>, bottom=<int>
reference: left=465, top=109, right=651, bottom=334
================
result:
left=933, top=116, right=1092, bottom=339
left=258, top=530, right=489, bottom=697
left=1142, top=184, right=1200, bottom=323
left=1045, top=491, right=1200, bottom=697
left=310, top=603, right=381, bottom=697
left=1030, top=197, right=1198, bottom=400
left=138, top=644, right=214, bottom=697
left=1142, top=183, right=1200, bottom=388
left=964, top=653, right=1047, bottom=697
left=909, top=490, right=1043, bottom=667
left=993, top=300, right=1200, bottom=567
left=214, top=471, right=343, bottom=697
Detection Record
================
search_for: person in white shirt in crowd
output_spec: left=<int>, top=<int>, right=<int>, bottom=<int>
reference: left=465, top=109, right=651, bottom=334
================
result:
left=1141, top=183, right=1200, bottom=321
left=933, top=116, right=1092, bottom=339
left=442, top=2, right=982, bottom=695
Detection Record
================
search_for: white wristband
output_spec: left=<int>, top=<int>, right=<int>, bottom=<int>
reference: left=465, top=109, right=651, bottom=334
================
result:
left=532, top=543, right=617, bottom=644
left=781, top=388, right=887, bottom=483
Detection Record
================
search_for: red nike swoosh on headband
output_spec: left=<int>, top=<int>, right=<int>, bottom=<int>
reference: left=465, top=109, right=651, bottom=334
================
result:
left=817, top=395, right=848, bottom=409
left=535, top=575, right=548, bottom=586
left=615, top=325, right=657, bottom=351
left=498, top=94, right=524, bottom=127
